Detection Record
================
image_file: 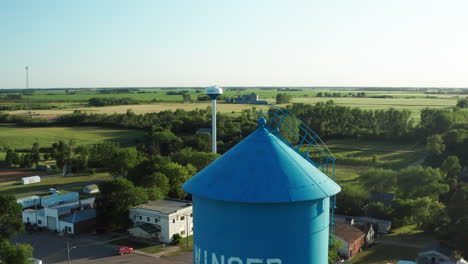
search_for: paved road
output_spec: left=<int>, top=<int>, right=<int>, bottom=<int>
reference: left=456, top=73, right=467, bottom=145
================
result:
left=14, top=179, right=110, bottom=198
left=12, top=232, right=192, bottom=264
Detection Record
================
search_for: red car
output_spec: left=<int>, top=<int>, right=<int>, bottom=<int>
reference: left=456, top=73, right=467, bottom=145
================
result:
left=116, top=246, right=133, bottom=255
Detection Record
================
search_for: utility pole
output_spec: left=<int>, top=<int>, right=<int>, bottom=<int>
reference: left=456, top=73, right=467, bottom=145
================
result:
left=67, top=240, right=76, bottom=264
left=67, top=240, right=71, bottom=264
left=25, top=66, right=31, bottom=115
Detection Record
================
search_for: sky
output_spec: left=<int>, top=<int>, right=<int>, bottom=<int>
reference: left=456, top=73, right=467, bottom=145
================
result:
left=1, top=0, right=468, bottom=88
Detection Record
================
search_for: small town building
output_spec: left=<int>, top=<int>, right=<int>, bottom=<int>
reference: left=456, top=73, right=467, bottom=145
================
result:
left=128, top=199, right=193, bottom=244
left=335, top=214, right=392, bottom=233
left=225, top=93, right=268, bottom=104
left=334, top=223, right=366, bottom=259
left=83, top=184, right=99, bottom=194
left=21, top=176, right=41, bottom=185
left=22, top=197, right=96, bottom=235
left=371, top=191, right=396, bottom=208
left=196, top=128, right=212, bottom=135
left=355, top=223, right=375, bottom=247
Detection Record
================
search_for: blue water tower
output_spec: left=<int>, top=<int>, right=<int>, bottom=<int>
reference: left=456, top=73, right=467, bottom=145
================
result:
left=183, top=118, right=341, bottom=264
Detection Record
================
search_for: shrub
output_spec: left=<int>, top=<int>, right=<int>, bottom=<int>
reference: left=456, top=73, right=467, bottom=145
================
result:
left=172, top=233, right=182, bottom=245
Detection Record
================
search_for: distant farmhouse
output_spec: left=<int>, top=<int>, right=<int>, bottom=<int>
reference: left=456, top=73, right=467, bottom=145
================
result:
left=225, top=93, right=267, bottom=104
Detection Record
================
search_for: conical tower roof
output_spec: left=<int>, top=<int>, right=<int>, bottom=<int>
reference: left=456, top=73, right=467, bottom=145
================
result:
left=183, top=125, right=341, bottom=203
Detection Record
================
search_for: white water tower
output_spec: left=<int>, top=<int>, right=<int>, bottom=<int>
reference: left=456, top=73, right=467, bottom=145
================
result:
left=205, top=86, right=223, bottom=153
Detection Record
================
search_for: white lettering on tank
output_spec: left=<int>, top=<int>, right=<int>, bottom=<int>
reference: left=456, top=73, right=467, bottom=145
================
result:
left=205, top=250, right=208, bottom=264
left=194, top=245, right=201, bottom=264
left=228, top=257, right=243, bottom=264
left=247, top=259, right=263, bottom=264
left=267, top=259, right=282, bottom=264
left=212, top=253, right=225, bottom=264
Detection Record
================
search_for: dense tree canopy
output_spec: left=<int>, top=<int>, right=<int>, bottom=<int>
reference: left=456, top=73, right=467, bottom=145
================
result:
left=95, top=178, right=148, bottom=231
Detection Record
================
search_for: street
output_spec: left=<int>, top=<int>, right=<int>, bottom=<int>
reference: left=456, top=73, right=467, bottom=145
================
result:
left=12, top=232, right=192, bottom=264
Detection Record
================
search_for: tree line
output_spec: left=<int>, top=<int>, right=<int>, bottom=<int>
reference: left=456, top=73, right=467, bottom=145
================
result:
left=337, top=125, right=468, bottom=256
left=88, top=97, right=139, bottom=106
left=287, top=101, right=467, bottom=141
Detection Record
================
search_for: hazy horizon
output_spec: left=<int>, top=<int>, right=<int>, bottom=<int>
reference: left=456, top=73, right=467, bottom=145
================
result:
left=2, top=0, right=468, bottom=89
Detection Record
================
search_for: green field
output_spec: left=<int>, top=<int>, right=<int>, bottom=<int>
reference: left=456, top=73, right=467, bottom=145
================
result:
left=0, top=172, right=111, bottom=194
left=0, top=124, right=144, bottom=150
left=12, top=88, right=465, bottom=103
left=2, top=88, right=466, bottom=122
left=314, top=138, right=426, bottom=184
left=352, top=225, right=434, bottom=264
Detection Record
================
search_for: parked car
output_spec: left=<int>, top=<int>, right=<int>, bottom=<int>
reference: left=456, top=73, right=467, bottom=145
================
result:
left=116, top=246, right=133, bottom=255
left=48, top=188, right=60, bottom=194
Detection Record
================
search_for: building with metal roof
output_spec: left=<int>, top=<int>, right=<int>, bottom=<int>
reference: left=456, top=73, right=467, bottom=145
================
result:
left=129, top=199, right=193, bottom=243
left=22, top=197, right=96, bottom=235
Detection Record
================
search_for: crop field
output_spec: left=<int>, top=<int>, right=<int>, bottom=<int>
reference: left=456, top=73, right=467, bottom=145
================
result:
left=2, top=88, right=466, bottom=121
left=5, top=103, right=271, bottom=118
left=11, top=87, right=464, bottom=102
left=0, top=124, right=144, bottom=149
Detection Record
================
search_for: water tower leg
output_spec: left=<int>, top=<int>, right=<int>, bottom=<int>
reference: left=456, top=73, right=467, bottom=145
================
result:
left=212, top=99, right=217, bottom=153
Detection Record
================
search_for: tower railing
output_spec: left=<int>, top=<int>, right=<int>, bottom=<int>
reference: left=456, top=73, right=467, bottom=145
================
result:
left=262, top=104, right=337, bottom=243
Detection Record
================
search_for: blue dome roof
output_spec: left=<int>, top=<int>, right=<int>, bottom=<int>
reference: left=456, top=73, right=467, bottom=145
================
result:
left=182, top=127, right=341, bottom=203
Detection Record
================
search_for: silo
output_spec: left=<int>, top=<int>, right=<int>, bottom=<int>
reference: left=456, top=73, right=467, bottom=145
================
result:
left=183, top=119, right=341, bottom=264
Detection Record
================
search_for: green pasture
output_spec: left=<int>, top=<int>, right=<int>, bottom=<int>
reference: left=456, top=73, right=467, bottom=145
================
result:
left=3, top=88, right=466, bottom=123
left=8, top=87, right=466, bottom=104
left=0, top=124, right=144, bottom=150
left=317, top=138, right=426, bottom=185
left=0, top=172, right=111, bottom=194
left=326, top=138, right=425, bottom=169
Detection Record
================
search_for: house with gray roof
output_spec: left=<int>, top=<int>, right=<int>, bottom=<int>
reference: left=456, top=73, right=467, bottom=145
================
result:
left=128, top=199, right=193, bottom=243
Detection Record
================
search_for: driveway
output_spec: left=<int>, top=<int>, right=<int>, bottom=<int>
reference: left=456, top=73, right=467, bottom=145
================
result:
left=12, top=232, right=192, bottom=264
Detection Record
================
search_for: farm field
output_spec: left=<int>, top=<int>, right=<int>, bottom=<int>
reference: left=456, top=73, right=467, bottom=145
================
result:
left=294, top=96, right=461, bottom=120
left=9, top=87, right=465, bottom=102
left=2, top=88, right=466, bottom=122
left=5, top=103, right=271, bottom=117
left=0, top=124, right=144, bottom=149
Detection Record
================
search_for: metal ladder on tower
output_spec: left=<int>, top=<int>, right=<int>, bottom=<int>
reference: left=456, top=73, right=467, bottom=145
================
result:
left=262, top=104, right=337, bottom=243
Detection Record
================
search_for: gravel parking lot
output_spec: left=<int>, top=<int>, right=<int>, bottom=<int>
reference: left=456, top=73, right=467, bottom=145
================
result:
left=12, top=232, right=192, bottom=264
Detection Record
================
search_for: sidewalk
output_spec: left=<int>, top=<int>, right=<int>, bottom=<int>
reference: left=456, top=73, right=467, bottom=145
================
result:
left=133, top=246, right=181, bottom=258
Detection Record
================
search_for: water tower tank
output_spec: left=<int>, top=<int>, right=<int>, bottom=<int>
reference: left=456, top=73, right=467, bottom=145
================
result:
left=183, top=119, right=341, bottom=264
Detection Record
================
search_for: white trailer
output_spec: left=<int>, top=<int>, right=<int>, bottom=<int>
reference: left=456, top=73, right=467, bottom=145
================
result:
left=21, top=176, right=41, bottom=185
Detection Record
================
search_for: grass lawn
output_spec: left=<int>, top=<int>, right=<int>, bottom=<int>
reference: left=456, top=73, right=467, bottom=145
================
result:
left=0, top=172, right=111, bottom=195
left=163, top=235, right=193, bottom=256
left=335, top=165, right=371, bottom=183
left=313, top=138, right=426, bottom=184
left=0, top=124, right=144, bottom=149
left=383, top=225, right=435, bottom=247
left=351, top=244, right=418, bottom=264
left=326, top=138, right=426, bottom=170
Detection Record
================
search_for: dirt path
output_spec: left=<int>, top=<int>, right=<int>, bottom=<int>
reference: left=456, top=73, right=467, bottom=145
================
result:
left=376, top=238, right=427, bottom=249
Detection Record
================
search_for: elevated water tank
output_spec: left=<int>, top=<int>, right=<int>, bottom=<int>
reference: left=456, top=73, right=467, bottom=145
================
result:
left=183, top=119, right=341, bottom=264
